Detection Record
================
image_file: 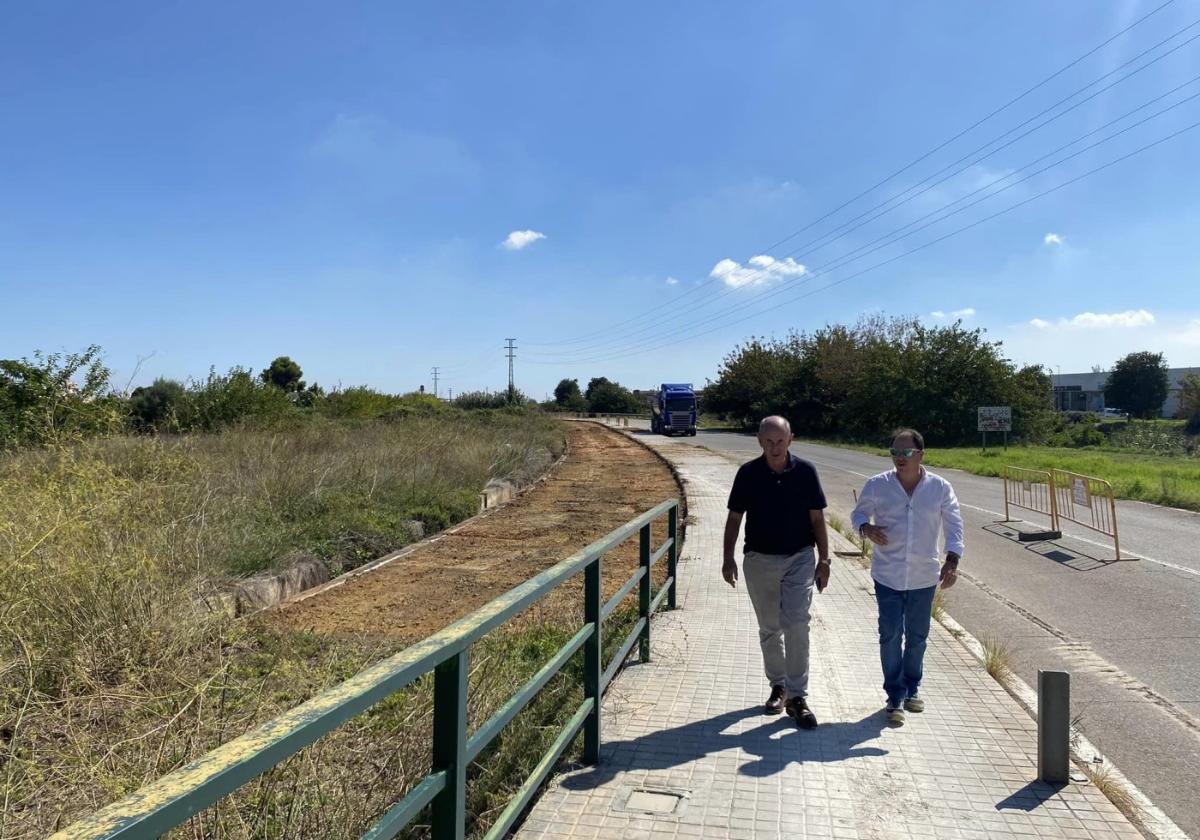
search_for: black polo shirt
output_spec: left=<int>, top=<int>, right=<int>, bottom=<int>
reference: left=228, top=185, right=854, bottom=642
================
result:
left=727, top=453, right=827, bottom=555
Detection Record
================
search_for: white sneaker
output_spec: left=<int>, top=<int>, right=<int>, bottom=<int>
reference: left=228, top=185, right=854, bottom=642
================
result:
left=904, top=694, right=924, bottom=713
left=886, top=705, right=905, bottom=726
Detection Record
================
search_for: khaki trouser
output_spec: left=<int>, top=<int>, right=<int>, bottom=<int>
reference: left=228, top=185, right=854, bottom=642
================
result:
left=742, top=547, right=816, bottom=697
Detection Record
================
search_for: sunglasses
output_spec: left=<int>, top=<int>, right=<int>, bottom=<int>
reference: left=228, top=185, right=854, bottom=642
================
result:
left=889, top=447, right=922, bottom=457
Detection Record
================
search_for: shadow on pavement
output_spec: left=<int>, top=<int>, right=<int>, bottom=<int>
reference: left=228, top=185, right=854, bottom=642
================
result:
left=995, top=779, right=1067, bottom=812
left=559, top=705, right=890, bottom=789
left=982, top=523, right=1117, bottom=570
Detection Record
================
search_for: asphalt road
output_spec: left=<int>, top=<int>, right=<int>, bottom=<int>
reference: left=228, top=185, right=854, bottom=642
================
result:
left=652, top=427, right=1200, bottom=838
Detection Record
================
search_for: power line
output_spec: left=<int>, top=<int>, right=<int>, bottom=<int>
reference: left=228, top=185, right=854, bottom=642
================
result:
left=529, top=76, right=1200, bottom=362
left=528, top=116, right=1200, bottom=366
left=528, top=17, right=1200, bottom=359
left=524, top=0, right=1177, bottom=348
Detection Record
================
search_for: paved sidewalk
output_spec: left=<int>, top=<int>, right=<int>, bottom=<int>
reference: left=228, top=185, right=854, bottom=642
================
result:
left=516, top=433, right=1145, bottom=840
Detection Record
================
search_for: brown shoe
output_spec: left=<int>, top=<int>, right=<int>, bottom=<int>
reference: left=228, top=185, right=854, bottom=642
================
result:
left=764, top=685, right=787, bottom=715
left=786, top=696, right=818, bottom=729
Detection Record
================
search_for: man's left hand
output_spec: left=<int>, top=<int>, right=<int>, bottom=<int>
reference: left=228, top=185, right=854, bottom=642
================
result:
left=939, top=559, right=958, bottom=589
left=815, top=559, right=831, bottom=593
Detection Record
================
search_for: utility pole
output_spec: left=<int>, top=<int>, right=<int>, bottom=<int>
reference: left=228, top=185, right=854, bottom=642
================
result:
left=448, top=388, right=453, bottom=401
left=431, top=366, right=440, bottom=398
left=504, top=338, right=517, bottom=399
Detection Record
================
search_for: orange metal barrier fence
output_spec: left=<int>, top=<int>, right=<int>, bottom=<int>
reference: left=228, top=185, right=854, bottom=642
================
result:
left=1052, top=469, right=1123, bottom=561
left=1002, top=466, right=1058, bottom=532
left=1001, top=466, right=1127, bottom=560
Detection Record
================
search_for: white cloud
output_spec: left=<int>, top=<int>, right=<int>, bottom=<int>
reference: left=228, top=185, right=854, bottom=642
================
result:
left=930, top=307, right=976, bottom=320
left=1044, top=233, right=1064, bottom=246
left=501, top=230, right=546, bottom=251
left=710, top=255, right=807, bottom=288
left=665, top=276, right=679, bottom=286
left=1029, top=309, right=1155, bottom=329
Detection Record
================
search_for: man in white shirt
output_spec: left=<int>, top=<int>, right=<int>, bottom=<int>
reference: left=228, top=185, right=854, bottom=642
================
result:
left=851, top=428, right=963, bottom=726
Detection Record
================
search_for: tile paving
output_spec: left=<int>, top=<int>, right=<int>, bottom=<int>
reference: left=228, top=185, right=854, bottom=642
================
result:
left=516, top=434, right=1146, bottom=840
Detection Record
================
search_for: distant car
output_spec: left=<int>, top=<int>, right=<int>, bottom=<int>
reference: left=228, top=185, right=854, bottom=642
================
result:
left=1100, top=407, right=1127, bottom=418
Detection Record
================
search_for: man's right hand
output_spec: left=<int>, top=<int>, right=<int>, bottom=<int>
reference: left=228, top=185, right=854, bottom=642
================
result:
left=722, top=558, right=739, bottom=588
left=861, top=524, right=889, bottom=546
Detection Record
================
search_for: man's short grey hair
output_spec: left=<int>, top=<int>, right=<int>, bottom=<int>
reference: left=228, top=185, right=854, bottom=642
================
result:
left=758, top=415, right=792, bottom=435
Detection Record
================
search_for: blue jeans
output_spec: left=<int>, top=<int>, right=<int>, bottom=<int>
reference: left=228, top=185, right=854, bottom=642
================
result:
left=874, top=581, right=937, bottom=706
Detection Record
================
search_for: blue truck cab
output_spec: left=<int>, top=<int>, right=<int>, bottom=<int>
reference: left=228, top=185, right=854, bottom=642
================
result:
left=651, top=383, right=698, bottom=436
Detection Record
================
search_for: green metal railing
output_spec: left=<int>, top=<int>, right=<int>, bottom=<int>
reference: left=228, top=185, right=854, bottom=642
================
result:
left=55, top=498, right=680, bottom=840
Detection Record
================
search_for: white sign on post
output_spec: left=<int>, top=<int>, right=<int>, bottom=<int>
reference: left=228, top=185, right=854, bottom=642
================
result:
left=977, top=406, right=1012, bottom=432
left=1073, top=477, right=1091, bottom=508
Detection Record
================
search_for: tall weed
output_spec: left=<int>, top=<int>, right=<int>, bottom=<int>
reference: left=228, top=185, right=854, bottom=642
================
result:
left=0, top=413, right=567, bottom=838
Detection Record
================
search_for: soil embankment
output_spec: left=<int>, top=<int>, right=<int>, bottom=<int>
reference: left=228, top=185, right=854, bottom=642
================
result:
left=271, top=422, right=682, bottom=641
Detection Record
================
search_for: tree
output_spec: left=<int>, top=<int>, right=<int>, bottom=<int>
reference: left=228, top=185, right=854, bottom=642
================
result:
left=129, top=378, right=186, bottom=431
left=704, top=316, right=1054, bottom=444
left=1103, top=351, right=1169, bottom=419
left=553, top=378, right=586, bottom=410
left=584, top=377, right=612, bottom=404
left=260, top=356, right=305, bottom=392
left=585, top=378, right=642, bottom=413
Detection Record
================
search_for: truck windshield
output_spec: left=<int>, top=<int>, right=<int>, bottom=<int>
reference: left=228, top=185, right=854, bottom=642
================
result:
left=666, top=399, right=693, bottom=412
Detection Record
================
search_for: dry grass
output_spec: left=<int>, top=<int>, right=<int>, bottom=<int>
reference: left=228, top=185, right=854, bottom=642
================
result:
left=931, top=588, right=947, bottom=623
left=0, top=413, right=571, bottom=839
left=980, top=637, right=1014, bottom=684
left=1081, top=761, right=1140, bottom=819
left=825, top=514, right=871, bottom=569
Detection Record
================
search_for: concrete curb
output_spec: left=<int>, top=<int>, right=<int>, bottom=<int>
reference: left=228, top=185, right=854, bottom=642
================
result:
left=261, top=439, right=573, bottom=613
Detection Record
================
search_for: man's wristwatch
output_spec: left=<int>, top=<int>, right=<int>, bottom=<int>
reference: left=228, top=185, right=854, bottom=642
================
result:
left=817, top=557, right=831, bottom=566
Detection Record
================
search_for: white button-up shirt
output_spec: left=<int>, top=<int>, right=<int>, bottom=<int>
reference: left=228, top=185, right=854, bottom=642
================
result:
left=851, top=468, right=964, bottom=591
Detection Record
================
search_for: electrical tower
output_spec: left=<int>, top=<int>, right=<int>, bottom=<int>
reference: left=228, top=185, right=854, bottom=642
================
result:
left=431, top=366, right=440, bottom=398
left=504, top=338, right=517, bottom=398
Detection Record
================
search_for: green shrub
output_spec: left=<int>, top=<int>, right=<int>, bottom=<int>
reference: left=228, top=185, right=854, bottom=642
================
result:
left=176, top=367, right=297, bottom=432
left=0, top=345, right=124, bottom=449
left=128, top=377, right=187, bottom=432
left=454, top=389, right=532, bottom=410
left=1107, top=419, right=1188, bottom=454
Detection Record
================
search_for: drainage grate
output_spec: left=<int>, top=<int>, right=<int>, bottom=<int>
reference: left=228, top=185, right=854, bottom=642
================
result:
left=623, top=788, right=687, bottom=815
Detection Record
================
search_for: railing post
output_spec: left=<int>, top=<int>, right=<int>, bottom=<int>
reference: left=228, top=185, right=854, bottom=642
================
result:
left=583, top=556, right=602, bottom=765
left=667, top=504, right=678, bottom=610
left=639, top=523, right=651, bottom=662
left=431, top=650, right=469, bottom=840
left=1002, top=467, right=1010, bottom=522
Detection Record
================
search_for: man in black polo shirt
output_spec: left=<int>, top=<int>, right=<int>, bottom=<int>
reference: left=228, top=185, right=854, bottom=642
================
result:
left=723, top=415, right=831, bottom=728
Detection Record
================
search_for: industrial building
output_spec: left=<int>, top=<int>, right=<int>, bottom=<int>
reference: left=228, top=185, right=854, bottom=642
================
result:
left=1052, top=367, right=1199, bottom=417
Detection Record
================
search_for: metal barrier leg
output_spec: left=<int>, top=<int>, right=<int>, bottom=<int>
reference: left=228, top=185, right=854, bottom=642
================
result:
left=639, top=524, right=651, bottom=662
left=583, top=557, right=601, bottom=765
left=431, top=650, right=469, bottom=840
left=1111, top=495, right=1122, bottom=560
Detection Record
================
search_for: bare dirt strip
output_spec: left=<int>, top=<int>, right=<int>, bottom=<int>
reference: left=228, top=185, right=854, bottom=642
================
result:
left=269, top=422, right=682, bottom=642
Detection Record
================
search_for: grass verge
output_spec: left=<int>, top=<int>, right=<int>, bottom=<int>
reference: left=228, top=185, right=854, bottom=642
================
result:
left=803, top=439, right=1200, bottom=511
left=0, top=412, right=576, bottom=839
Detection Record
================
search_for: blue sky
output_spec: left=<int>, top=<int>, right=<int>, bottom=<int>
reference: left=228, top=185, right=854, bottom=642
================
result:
left=3, top=1, right=1199, bottom=400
